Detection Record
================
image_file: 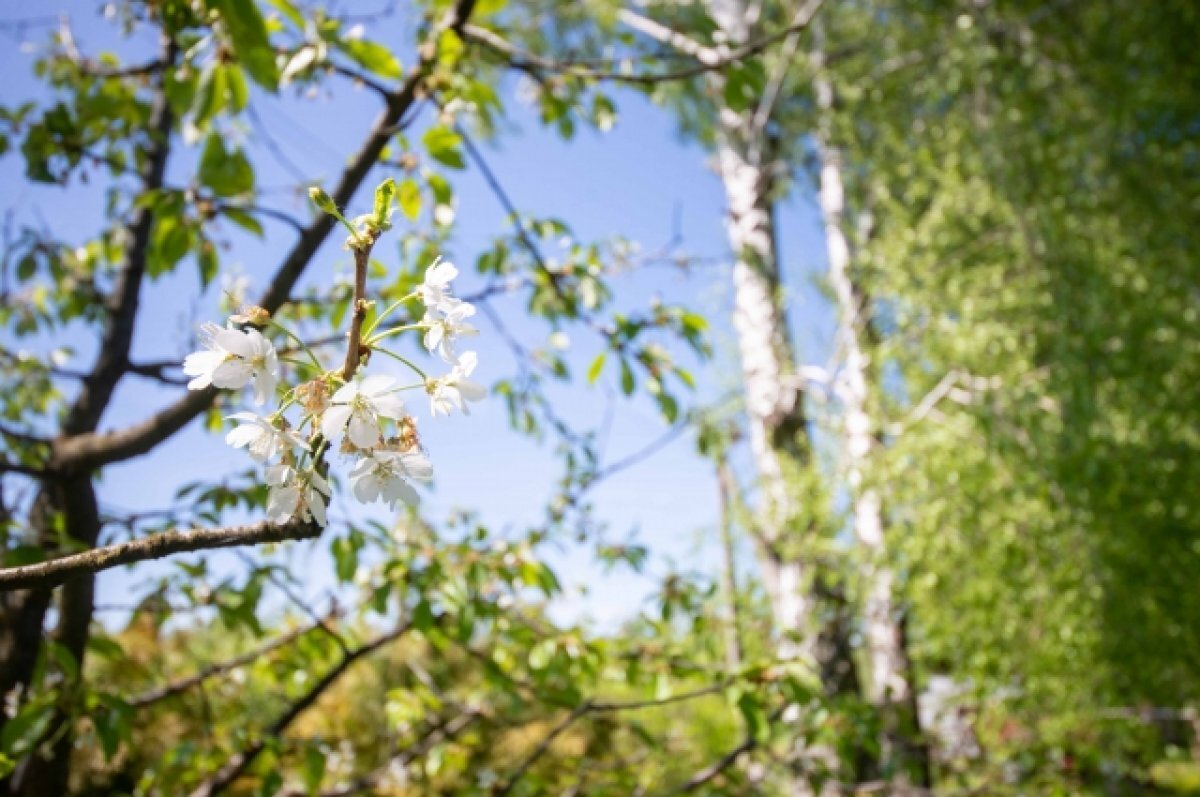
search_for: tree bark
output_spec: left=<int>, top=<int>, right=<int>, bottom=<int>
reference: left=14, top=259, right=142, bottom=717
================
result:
left=1, top=37, right=177, bottom=796
left=812, top=32, right=931, bottom=790
left=703, top=2, right=861, bottom=792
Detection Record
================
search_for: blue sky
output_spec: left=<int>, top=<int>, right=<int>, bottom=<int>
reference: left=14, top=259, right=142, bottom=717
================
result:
left=0, top=1, right=835, bottom=630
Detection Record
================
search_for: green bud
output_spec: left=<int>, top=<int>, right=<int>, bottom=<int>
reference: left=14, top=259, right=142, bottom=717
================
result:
left=372, top=177, right=396, bottom=231
left=308, top=186, right=338, bottom=215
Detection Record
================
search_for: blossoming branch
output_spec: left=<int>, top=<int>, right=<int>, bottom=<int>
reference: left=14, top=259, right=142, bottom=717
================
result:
left=183, top=179, right=485, bottom=528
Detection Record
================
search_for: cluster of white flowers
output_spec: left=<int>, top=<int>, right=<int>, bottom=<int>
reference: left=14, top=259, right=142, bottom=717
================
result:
left=184, top=258, right=485, bottom=529
left=183, top=323, right=279, bottom=404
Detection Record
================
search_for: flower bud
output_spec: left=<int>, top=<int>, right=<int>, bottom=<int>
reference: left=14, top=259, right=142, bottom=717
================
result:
left=229, top=305, right=271, bottom=326
left=308, top=186, right=338, bottom=215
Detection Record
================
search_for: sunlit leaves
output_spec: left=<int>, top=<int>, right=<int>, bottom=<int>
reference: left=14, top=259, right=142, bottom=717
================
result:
left=422, top=125, right=465, bottom=169
left=198, top=133, right=254, bottom=197
left=338, top=39, right=403, bottom=80
left=208, top=0, right=280, bottom=89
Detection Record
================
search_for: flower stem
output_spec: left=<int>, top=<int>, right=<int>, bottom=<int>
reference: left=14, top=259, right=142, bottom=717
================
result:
left=372, top=345, right=428, bottom=380
left=364, top=292, right=417, bottom=337
left=365, top=323, right=422, bottom=347
left=270, top=320, right=324, bottom=371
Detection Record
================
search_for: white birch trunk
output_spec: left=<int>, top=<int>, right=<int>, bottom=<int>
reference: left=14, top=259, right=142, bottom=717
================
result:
left=714, top=134, right=813, bottom=659
left=813, top=38, right=929, bottom=788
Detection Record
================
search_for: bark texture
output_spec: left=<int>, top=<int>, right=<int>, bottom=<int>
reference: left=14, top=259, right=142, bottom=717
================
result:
left=813, top=35, right=931, bottom=789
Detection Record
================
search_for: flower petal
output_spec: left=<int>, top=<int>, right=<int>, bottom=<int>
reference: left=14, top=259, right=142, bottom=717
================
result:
left=212, top=359, right=253, bottom=389
left=347, top=410, right=381, bottom=448
left=320, top=404, right=352, bottom=441
left=214, top=327, right=255, bottom=357
left=360, top=374, right=397, bottom=398
left=384, top=477, right=420, bottom=508
left=454, top=350, right=478, bottom=377
left=331, top=382, right=359, bottom=404
left=306, top=488, right=327, bottom=527
left=225, top=424, right=262, bottom=449
left=400, top=451, right=434, bottom=483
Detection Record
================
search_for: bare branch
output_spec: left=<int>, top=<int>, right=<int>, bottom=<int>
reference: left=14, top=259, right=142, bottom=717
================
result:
left=303, top=709, right=480, bottom=797
left=129, top=607, right=342, bottom=707
left=667, top=735, right=756, bottom=794
left=62, top=37, right=178, bottom=437
left=493, top=701, right=593, bottom=797
left=0, top=519, right=318, bottom=592
left=188, top=621, right=414, bottom=797
left=464, top=1, right=825, bottom=87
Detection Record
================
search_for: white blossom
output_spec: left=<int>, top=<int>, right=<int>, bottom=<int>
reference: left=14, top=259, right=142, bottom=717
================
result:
left=416, top=258, right=460, bottom=314
left=265, top=464, right=330, bottom=527
left=225, top=413, right=307, bottom=462
left=183, top=323, right=280, bottom=404
left=349, top=449, right=433, bottom=508
left=433, top=203, right=456, bottom=227
left=428, top=351, right=486, bottom=417
left=423, top=299, right=477, bottom=362
left=320, top=374, right=407, bottom=448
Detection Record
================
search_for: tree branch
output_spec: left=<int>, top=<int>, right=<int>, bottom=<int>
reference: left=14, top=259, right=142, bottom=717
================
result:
left=129, top=607, right=342, bottom=707
left=0, top=519, right=318, bottom=592
left=464, top=2, right=824, bottom=87
left=667, top=735, right=756, bottom=794
left=302, top=709, right=480, bottom=797
left=188, top=621, right=414, bottom=797
left=61, top=36, right=178, bottom=437
left=492, top=701, right=593, bottom=797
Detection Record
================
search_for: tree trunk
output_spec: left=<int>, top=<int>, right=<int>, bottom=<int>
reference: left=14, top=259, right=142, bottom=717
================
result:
left=704, top=3, right=864, bottom=792
left=813, top=38, right=932, bottom=790
left=0, top=37, right=177, bottom=796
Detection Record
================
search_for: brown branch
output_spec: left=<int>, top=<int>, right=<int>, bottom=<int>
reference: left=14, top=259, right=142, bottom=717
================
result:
left=492, top=701, right=593, bottom=797
left=667, top=735, right=756, bottom=794
left=0, top=519, right=317, bottom=592
left=342, top=240, right=375, bottom=381
left=302, top=709, right=480, bottom=797
left=329, top=63, right=394, bottom=100
left=464, top=1, right=824, bottom=86
left=129, top=608, right=341, bottom=707
left=62, top=37, right=178, bottom=437
left=188, top=621, right=414, bottom=797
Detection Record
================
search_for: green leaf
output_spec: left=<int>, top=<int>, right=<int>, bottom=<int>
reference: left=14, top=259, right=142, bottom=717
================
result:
left=150, top=217, right=193, bottom=276
left=619, top=358, right=635, bottom=396
left=193, top=63, right=228, bottom=126
left=1, top=701, right=53, bottom=757
left=587, top=352, right=606, bottom=385
left=222, top=206, right=265, bottom=237
left=656, top=392, right=679, bottom=423
left=339, top=39, right=403, bottom=80
left=422, top=126, right=465, bottom=169
left=736, top=691, right=769, bottom=744
left=197, top=239, right=219, bottom=287
left=301, top=745, right=326, bottom=794
left=475, top=0, right=508, bottom=17
left=331, top=535, right=359, bottom=583
left=437, top=29, right=464, bottom=67
left=226, top=64, right=250, bottom=111
left=2, top=546, right=43, bottom=569
left=427, top=173, right=453, bottom=204
left=372, top=177, right=396, bottom=227
left=266, top=0, right=305, bottom=28
left=212, top=0, right=280, bottom=89
left=397, top=177, right=421, bottom=221
left=198, top=134, right=255, bottom=197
